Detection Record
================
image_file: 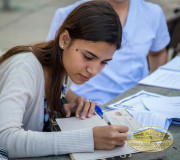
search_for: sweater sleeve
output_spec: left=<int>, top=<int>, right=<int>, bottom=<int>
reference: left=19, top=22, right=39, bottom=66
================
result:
left=0, top=55, right=94, bottom=158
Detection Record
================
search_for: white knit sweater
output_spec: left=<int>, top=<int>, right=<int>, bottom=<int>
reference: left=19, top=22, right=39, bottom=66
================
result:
left=0, top=52, right=94, bottom=158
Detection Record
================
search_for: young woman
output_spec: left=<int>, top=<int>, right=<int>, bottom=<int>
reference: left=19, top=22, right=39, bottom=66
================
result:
left=0, top=1, right=128, bottom=158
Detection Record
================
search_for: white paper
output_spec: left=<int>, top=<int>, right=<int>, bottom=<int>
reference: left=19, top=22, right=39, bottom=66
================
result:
left=138, top=56, right=180, bottom=90
left=72, top=143, right=136, bottom=160
left=107, top=90, right=173, bottom=129
left=128, top=110, right=171, bottom=129
left=108, top=90, right=165, bottom=111
left=56, top=115, right=107, bottom=131
left=138, top=69, right=180, bottom=90
left=142, top=96, right=180, bottom=119
left=160, top=56, right=180, bottom=71
left=104, top=109, right=141, bottom=131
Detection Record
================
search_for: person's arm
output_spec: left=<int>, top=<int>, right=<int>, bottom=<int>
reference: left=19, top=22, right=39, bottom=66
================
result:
left=148, top=48, right=167, bottom=74
left=65, top=89, right=78, bottom=103
left=147, top=5, right=170, bottom=74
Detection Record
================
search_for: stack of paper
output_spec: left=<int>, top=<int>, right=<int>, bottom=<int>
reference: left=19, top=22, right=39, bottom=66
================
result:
left=138, top=56, right=180, bottom=90
left=161, top=56, right=180, bottom=71
left=107, top=90, right=180, bottom=129
left=142, top=96, right=180, bottom=123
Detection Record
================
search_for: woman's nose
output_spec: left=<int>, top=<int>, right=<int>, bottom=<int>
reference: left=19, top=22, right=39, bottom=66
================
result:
left=86, top=62, right=101, bottom=76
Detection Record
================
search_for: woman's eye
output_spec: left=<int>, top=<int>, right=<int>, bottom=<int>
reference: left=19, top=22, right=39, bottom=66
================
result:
left=84, top=55, right=93, bottom=60
left=101, top=61, right=108, bottom=65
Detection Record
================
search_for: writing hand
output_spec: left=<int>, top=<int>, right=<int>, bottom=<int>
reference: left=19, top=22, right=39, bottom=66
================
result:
left=93, top=125, right=129, bottom=150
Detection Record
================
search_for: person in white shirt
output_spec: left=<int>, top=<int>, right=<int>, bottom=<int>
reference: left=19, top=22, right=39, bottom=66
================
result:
left=0, top=1, right=128, bottom=158
left=47, top=0, right=170, bottom=105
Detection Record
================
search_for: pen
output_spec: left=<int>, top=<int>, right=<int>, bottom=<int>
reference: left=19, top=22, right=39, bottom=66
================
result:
left=95, top=105, right=111, bottom=125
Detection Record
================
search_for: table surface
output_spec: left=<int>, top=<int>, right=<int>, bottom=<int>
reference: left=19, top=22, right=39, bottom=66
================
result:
left=11, top=84, right=180, bottom=160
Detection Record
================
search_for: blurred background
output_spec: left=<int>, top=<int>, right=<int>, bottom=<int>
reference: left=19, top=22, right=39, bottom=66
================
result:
left=0, top=0, right=180, bottom=58
left=0, top=0, right=79, bottom=53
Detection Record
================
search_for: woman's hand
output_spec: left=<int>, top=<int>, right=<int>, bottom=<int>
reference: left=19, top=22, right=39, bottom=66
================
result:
left=93, top=125, right=129, bottom=150
left=63, top=96, right=96, bottom=120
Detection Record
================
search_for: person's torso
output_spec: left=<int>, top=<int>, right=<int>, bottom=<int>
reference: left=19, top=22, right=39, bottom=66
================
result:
left=71, top=0, right=170, bottom=105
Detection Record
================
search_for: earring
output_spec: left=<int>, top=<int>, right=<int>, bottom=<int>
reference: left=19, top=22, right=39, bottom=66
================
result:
left=61, top=45, right=64, bottom=49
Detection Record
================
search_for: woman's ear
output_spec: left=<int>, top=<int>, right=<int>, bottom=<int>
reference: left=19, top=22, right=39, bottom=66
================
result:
left=59, top=29, right=71, bottom=49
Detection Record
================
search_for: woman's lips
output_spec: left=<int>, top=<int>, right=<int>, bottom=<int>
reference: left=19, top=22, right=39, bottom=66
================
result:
left=80, top=74, right=90, bottom=81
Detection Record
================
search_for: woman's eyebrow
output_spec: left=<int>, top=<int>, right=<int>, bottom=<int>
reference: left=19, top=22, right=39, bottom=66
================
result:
left=85, top=49, right=112, bottom=61
left=85, top=50, right=98, bottom=58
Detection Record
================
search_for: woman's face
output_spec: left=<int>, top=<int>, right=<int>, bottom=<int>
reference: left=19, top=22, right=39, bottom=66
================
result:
left=61, top=39, right=116, bottom=85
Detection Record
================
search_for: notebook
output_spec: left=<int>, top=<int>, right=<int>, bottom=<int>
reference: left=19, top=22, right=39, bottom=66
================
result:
left=56, top=109, right=141, bottom=160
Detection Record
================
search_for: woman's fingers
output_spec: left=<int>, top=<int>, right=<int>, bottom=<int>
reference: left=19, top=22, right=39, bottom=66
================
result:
left=75, top=96, right=84, bottom=118
left=113, top=125, right=129, bottom=134
left=81, top=100, right=95, bottom=119
left=63, top=103, right=71, bottom=117
left=87, top=101, right=95, bottom=118
left=93, top=125, right=129, bottom=150
left=75, top=97, right=96, bottom=120
left=80, top=100, right=90, bottom=119
left=63, top=102, right=76, bottom=117
left=108, top=125, right=129, bottom=142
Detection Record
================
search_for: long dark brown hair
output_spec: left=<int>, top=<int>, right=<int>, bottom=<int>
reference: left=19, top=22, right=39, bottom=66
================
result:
left=0, top=0, right=122, bottom=116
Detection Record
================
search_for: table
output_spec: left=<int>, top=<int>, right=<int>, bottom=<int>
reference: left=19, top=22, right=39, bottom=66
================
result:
left=11, top=84, right=180, bottom=160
